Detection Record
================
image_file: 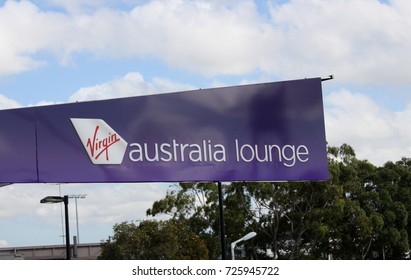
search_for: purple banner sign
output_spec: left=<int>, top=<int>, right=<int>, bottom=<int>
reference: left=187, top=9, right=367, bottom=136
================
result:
left=0, top=78, right=328, bottom=183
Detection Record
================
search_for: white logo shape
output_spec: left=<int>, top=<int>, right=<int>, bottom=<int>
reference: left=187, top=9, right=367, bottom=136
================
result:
left=71, top=118, right=128, bottom=164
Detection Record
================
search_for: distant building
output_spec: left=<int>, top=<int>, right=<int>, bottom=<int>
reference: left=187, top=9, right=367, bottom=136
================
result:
left=0, top=243, right=101, bottom=260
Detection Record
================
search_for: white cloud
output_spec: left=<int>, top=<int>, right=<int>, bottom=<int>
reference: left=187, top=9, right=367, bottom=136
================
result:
left=0, top=1, right=58, bottom=74
left=325, top=89, right=395, bottom=142
left=324, top=89, right=411, bottom=166
left=0, top=93, right=58, bottom=109
left=2, top=0, right=411, bottom=86
left=266, top=0, right=411, bottom=85
left=0, top=94, right=21, bottom=109
left=0, top=182, right=171, bottom=245
left=69, top=72, right=196, bottom=101
left=0, top=182, right=170, bottom=224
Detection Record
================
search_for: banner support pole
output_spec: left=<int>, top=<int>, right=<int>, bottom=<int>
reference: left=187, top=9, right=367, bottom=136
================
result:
left=217, top=181, right=227, bottom=260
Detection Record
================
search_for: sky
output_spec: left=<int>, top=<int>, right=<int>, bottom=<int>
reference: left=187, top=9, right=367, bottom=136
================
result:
left=0, top=0, right=411, bottom=248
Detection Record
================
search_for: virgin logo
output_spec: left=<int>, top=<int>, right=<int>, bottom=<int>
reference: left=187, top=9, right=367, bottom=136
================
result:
left=87, top=125, right=120, bottom=161
left=71, top=118, right=128, bottom=164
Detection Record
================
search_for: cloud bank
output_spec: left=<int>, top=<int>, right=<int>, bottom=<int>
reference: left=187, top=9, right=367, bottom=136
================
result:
left=1, top=0, right=411, bottom=85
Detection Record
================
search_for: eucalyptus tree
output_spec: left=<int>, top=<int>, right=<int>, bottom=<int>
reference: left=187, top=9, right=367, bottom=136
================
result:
left=143, top=145, right=411, bottom=259
left=99, top=219, right=208, bottom=260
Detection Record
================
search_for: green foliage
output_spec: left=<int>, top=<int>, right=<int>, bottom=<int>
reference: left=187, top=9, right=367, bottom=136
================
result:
left=98, top=219, right=208, bottom=260
left=147, top=182, right=223, bottom=259
left=101, top=144, right=411, bottom=260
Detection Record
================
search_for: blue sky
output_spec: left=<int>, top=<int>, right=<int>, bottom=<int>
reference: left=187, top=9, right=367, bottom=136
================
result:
left=1, top=0, right=411, bottom=248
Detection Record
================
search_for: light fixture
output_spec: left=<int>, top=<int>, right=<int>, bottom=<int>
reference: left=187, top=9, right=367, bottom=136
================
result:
left=231, top=231, right=257, bottom=260
left=40, top=195, right=71, bottom=260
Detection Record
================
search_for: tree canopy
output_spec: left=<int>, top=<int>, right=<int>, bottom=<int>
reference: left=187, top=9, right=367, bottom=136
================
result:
left=98, top=219, right=208, bottom=260
left=99, top=144, right=411, bottom=260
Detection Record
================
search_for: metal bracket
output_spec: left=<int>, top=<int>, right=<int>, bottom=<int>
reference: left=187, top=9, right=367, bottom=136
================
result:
left=321, top=75, right=334, bottom=81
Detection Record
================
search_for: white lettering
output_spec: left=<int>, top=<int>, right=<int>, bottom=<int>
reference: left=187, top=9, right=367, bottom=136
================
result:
left=144, top=143, right=159, bottom=162
left=189, top=144, right=202, bottom=162
left=129, top=139, right=308, bottom=166
left=129, top=143, right=143, bottom=161
left=214, top=144, right=226, bottom=162
left=297, top=145, right=309, bottom=163
left=234, top=139, right=309, bottom=167
left=128, top=139, right=227, bottom=163
left=160, top=143, right=172, bottom=161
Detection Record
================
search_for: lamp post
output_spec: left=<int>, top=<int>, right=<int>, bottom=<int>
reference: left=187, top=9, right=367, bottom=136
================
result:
left=68, top=194, right=87, bottom=244
left=40, top=195, right=71, bottom=260
left=231, top=232, right=257, bottom=260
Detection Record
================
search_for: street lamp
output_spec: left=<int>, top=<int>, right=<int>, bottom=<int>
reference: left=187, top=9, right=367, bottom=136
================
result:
left=231, top=231, right=257, bottom=260
left=40, top=195, right=71, bottom=260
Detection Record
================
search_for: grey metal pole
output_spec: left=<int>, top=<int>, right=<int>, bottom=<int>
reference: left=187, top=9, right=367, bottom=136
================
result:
left=68, top=194, right=86, bottom=244
left=231, top=242, right=236, bottom=260
left=74, top=196, right=79, bottom=243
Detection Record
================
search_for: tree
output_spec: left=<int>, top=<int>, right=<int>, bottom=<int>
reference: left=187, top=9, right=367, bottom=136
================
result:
left=141, top=144, right=411, bottom=259
left=325, top=146, right=384, bottom=259
left=99, top=219, right=208, bottom=260
left=367, top=159, right=411, bottom=259
left=147, top=182, right=223, bottom=259
left=147, top=182, right=257, bottom=259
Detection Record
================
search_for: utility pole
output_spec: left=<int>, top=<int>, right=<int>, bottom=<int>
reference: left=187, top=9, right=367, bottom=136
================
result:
left=68, top=194, right=87, bottom=244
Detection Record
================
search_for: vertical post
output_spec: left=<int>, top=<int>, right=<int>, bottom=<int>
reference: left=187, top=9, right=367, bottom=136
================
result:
left=74, top=196, right=80, bottom=243
left=217, top=181, right=227, bottom=260
left=68, top=194, right=86, bottom=244
left=59, top=184, right=65, bottom=245
left=73, top=236, right=78, bottom=258
left=231, top=243, right=236, bottom=260
left=63, top=195, right=71, bottom=260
